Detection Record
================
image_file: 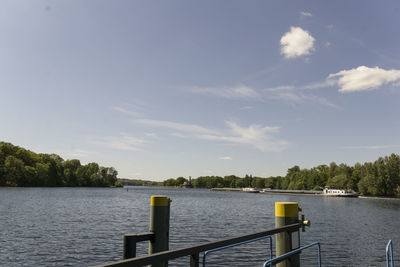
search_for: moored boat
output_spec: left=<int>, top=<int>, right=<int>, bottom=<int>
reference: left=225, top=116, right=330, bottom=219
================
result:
left=242, top=187, right=260, bottom=193
left=322, top=187, right=359, bottom=197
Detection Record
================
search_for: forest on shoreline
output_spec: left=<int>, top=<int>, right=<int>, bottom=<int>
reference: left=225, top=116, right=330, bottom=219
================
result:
left=0, top=142, right=118, bottom=187
left=161, top=154, right=400, bottom=197
left=2, top=141, right=400, bottom=197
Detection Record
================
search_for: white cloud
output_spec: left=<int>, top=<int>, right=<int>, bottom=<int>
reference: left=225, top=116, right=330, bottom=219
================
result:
left=328, top=66, right=400, bottom=92
left=219, top=156, right=232, bottom=160
left=280, top=27, right=315, bottom=58
left=188, top=85, right=260, bottom=99
left=300, top=11, right=312, bottom=17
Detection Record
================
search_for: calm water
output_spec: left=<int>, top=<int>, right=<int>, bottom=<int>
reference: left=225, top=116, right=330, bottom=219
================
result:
left=0, top=187, right=399, bottom=266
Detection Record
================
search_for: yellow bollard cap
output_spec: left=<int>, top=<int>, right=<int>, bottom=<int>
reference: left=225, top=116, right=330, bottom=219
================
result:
left=275, top=202, right=299, bottom=217
left=151, top=195, right=171, bottom=206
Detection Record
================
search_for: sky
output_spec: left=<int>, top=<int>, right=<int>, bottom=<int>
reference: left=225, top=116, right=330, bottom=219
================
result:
left=1, top=0, right=400, bottom=181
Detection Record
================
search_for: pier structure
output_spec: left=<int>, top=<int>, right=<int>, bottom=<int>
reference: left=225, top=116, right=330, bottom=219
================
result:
left=97, top=197, right=313, bottom=267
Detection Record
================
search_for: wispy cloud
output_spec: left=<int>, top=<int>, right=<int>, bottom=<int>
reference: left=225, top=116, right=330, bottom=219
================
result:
left=95, top=135, right=146, bottom=151
left=280, top=27, right=315, bottom=58
left=145, top=133, right=159, bottom=139
left=264, top=80, right=339, bottom=108
left=263, top=65, right=400, bottom=103
left=135, top=119, right=217, bottom=134
left=264, top=85, right=295, bottom=92
left=169, top=132, right=189, bottom=138
left=301, top=80, right=336, bottom=90
left=187, top=85, right=261, bottom=99
left=133, top=119, right=288, bottom=152
left=185, top=81, right=337, bottom=108
left=64, top=149, right=93, bottom=158
left=199, top=121, right=288, bottom=152
left=265, top=80, right=335, bottom=92
left=300, top=11, right=312, bottom=18
left=341, top=145, right=400, bottom=150
left=328, top=66, right=400, bottom=92
left=219, top=156, right=232, bottom=160
left=112, top=106, right=141, bottom=117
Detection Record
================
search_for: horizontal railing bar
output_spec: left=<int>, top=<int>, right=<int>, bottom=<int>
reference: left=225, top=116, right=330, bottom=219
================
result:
left=95, top=223, right=301, bottom=267
left=124, top=232, right=155, bottom=242
left=203, top=235, right=273, bottom=267
left=262, top=242, right=321, bottom=267
left=123, top=232, right=156, bottom=259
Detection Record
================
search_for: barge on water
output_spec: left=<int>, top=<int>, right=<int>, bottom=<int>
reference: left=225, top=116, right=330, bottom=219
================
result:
left=210, top=188, right=242, bottom=192
left=210, top=187, right=260, bottom=193
left=261, top=189, right=322, bottom=195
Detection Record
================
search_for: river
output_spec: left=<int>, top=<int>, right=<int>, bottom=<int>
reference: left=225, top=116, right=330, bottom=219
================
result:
left=0, top=187, right=399, bottom=266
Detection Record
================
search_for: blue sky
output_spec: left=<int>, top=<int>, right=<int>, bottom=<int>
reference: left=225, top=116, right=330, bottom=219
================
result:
left=1, top=0, right=400, bottom=180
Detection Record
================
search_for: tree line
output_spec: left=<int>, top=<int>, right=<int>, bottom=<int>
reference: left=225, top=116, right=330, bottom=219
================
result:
left=119, top=178, right=159, bottom=186
left=162, top=154, right=400, bottom=197
left=0, top=142, right=118, bottom=187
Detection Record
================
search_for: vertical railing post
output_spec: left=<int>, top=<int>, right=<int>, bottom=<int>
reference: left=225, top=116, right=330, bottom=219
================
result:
left=123, top=235, right=137, bottom=259
left=149, top=195, right=171, bottom=267
left=190, top=253, right=199, bottom=267
left=275, top=202, right=300, bottom=267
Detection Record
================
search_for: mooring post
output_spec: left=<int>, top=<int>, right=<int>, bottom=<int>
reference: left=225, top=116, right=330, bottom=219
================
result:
left=275, top=202, right=300, bottom=267
left=149, top=195, right=171, bottom=267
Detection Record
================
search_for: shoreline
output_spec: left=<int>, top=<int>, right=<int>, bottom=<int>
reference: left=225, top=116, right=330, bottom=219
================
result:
left=209, top=188, right=399, bottom=199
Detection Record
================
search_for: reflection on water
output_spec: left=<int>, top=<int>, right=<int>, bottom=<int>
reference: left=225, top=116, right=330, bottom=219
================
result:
left=0, top=187, right=399, bottom=266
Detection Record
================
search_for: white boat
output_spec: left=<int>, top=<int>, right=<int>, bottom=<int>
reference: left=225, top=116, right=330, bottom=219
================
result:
left=242, top=187, right=260, bottom=193
left=322, top=187, right=359, bottom=197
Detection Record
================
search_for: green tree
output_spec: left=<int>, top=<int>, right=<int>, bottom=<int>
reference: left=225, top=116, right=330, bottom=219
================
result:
left=4, top=155, right=25, bottom=186
left=175, top=177, right=187, bottom=186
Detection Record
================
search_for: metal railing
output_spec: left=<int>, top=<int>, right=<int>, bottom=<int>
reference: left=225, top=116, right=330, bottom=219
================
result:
left=95, top=223, right=301, bottom=267
left=123, top=232, right=155, bottom=259
left=202, top=235, right=273, bottom=267
left=386, top=240, right=394, bottom=267
left=262, top=242, right=321, bottom=267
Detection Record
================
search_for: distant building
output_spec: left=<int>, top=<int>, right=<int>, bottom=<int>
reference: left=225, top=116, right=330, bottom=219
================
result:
left=181, top=176, right=193, bottom=188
